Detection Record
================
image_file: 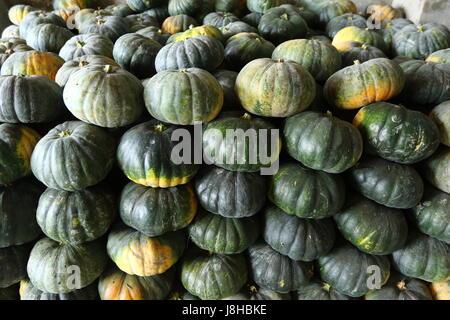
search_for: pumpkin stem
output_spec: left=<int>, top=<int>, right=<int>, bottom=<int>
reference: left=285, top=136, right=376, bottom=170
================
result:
left=157, top=29, right=162, bottom=34
left=417, top=25, right=424, bottom=32
left=154, top=123, right=166, bottom=132
left=4, top=49, right=13, bottom=55
left=354, top=60, right=361, bottom=65
left=275, top=59, right=284, bottom=63
left=249, top=285, right=258, bottom=294
left=188, top=24, right=195, bottom=29
left=59, top=130, right=72, bottom=138
left=79, top=60, right=89, bottom=67
left=76, top=40, right=85, bottom=48
left=396, top=281, right=407, bottom=291
left=97, top=18, right=106, bottom=25
left=326, top=110, right=333, bottom=118
left=322, top=283, right=331, bottom=292
left=103, top=65, right=114, bottom=73
left=361, top=44, right=368, bottom=50
left=38, top=13, right=45, bottom=18
left=179, top=69, right=189, bottom=73
left=280, top=13, right=289, bottom=20
left=242, top=113, right=252, bottom=120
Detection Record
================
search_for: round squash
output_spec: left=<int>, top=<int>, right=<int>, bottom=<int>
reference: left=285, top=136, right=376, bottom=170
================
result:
left=0, top=123, right=40, bottom=185
left=215, top=0, right=247, bottom=16
left=203, top=12, right=239, bottom=28
left=20, top=280, right=98, bottom=300
left=124, top=13, right=159, bottom=32
left=136, top=26, right=171, bottom=45
left=162, top=14, right=198, bottom=34
left=0, top=41, right=32, bottom=69
left=430, top=281, right=450, bottom=300
left=25, top=23, right=73, bottom=53
left=427, top=48, right=450, bottom=64
left=126, top=0, right=154, bottom=11
left=143, top=6, right=170, bottom=23
left=8, top=5, right=39, bottom=26
left=59, top=33, right=114, bottom=61
left=247, top=0, right=291, bottom=13
left=420, top=145, right=450, bottom=194
left=318, top=0, right=357, bottom=27
left=326, top=13, right=367, bottom=38
left=242, top=12, right=262, bottom=27
left=106, top=4, right=134, bottom=17
left=0, top=244, right=30, bottom=288
left=380, top=18, right=414, bottom=53
left=353, top=102, right=440, bottom=164
left=338, top=41, right=386, bottom=67
left=79, top=15, right=130, bottom=42
left=296, top=280, right=352, bottom=300
left=19, top=11, right=66, bottom=38
left=220, top=21, right=258, bottom=41
left=212, top=69, right=240, bottom=107
left=120, top=181, right=197, bottom=237
left=73, top=9, right=112, bottom=28
left=332, top=26, right=387, bottom=52
left=31, top=121, right=115, bottom=191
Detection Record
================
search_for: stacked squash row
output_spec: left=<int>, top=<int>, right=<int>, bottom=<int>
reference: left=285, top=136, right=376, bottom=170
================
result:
left=0, top=0, right=449, bottom=300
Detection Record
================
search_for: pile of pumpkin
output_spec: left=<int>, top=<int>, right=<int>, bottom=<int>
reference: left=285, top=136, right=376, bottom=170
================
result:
left=0, top=0, right=449, bottom=300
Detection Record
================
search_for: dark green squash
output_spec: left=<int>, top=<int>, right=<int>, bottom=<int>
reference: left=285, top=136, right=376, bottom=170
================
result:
left=318, top=242, right=390, bottom=297
left=120, top=181, right=197, bottom=237
left=392, top=229, right=449, bottom=282
left=126, top=0, right=154, bottom=12
left=31, top=121, right=115, bottom=191
left=19, top=11, right=66, bottom=38
left=420, top=145, right=450, bottom=195
left=124, top=13, right=159, bottom=32
left=25, top=23, right=73, bottom=53
left=181, top=248, right=248, bottom=300
left=144, top=68, right=223, bottom=125
left=223, top=284, right=291, bottom=300
left=59, top=33, right=114, bottom=61
left=348, top=156, right=424, bottom=209
left=0, top=244, right=30, bottom=288
left=215, top=0, right=247, bottom=16
left=188, top=209, right=259, bottom=254
left=136, top=26, right=171, bottom=45
left=220, top=21, right=258, bottom=41
left=143, top=6, right=170, bottom=23
left=326, top=13, right=367, bottom=38
left=168, top=0, right=210, bottom=18
left=339, top=41, right=386, bottom=67
left=263, top=205, right=335, bottom=261
left=106, top=4, right=134, bottom=17
left=79, top=15, right=130, bottom=42
left=194, top=165, right=266, bottom=218
left=117, top=120, right=199, bottom=188
left=380, top=18, right=414, bottom=53
left=334, top=195, right=408, bottom=255
left=212, top=69, right=240, bottom=107
left=203, top=12, right=239, bottom=28
left=296, top=279, right=353, bottom=300
left=284, top=111, right=363, bottom=174
left=36, top=184, right=117, bottom=244
left=27, top=237, right=107, bottom=294
left=246, top=0, right=291, bottom=13
left=430, top=101, right=450, bottom=147
left=248, top=242, right=313, bottom=293
left=0, top=284, right=19, bottom=300
left=353, top=102, right=440, bottom=164
left=242, top=12, right=262, bottom=27
left=20, top=280, right=99, bottom=300
left=268, top=162, right=345, bottom=219
left=318, top=0, right=357, bottom=26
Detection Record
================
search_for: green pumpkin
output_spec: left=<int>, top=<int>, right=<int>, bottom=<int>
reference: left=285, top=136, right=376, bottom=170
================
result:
left=194, top=165, right=266, bottom=218
left=127, top=0, right=154, bottom=11
left=393, top=23, right=450, bottom=60
left=220, top=22, right=258, bottom=41
left=188, top=209, right=259, bottom=254
left=215, top=0, right=247, bottom=16
left=297, top=6, right=319, bottom=28
left=353, top=102, right=440, bottom=164
left=167, top=25, right=224, bottom=43
left=144, top=68, right=223, bottom=125
left=181, top=248, right=248, bottom=300
left=224, top=284, right=291, bottom=300
left=420, top=145, right=450, bottom=194
left=203, top=12, right=239, bottom=28
left=427, top=48, right=450, bottom=64
left=27, top=237, right=107, bottom=294
left=0, top=123, right=40, bottom=185
left=224, top=32, right=275, bottom=71
left=348, top=156, right=424, bottom=209
left=0, top=284, right=19, bottom=300
left=107, top=224, right=186, bottom=277
left=0, top=75, right=65, bottom=123
left=20, top=280, right=98, bottom=300
left=19, top=11, right=66, bottom=38
left=0, top=244, right=30, bottom=288
left=399, top=60, right=450, bottom=106
left=248, top=242, right=313, bottom=293
left=235, top=58, right=316, bottom=117
left=242, top=12, right=262, bottom=27
left=332, top=26, right=387, bottom=53
left=79, top=16, right=130, bottom=42
left=143, top=6, right=170, bottom=23
left=73, top=9, right=112, bottom=28
left=268, top=162, right=345, bottom=219
left=53, top=0, right=91, bottom=10
left=106, top=4, right=134, bottom=17
left=59, top=33, right=114, bottom=61
left=120, top=182, right=197, bottom=237
left=296, top=280, right=353, bottom=300
left=117, top=120, right=199, bottom=188
left=0, top=41, right=32, bottom=68
left=430, top=101, right=450, bottom=147
left=380, top=18, right=414, bottom=53
left=124, top=14, right=160, bottom=32
left=155, top=35, right=224, bottom=72
left=334, top=195, right=408, bottom=255
left=339, top=41, right=386, bottom=67
left=318, top=242, right=390, bottom=297
left=136, top=26, right=171, bottom=45
left=246, top=0, right=291, bottom=13
left=31, top=121, right=115, bottom=191
left=318, top=0, right=357, bottom=27
left=63, top=64, right=144, bottom=128
left=392, top=229, right=449, bottom=282
left=284, top=111, right=362, bottom=173
left=98, top=265, right=174, bottom=300
left=326, top=13, right=367, bottom=38
left=202, top=112, right=281, bottom=172
left=168, top=0, right=210, bottom=18
left=36, top=185, right=116, bottom=245
left=0, top=179, right=43, bottom=248
left=263, top=205, right=335, bottom=261
left=25, top=23, right=73, bottom=53
left=365, top=272, right=432, bottom=300
left=212, top=69, right=240, bottom=107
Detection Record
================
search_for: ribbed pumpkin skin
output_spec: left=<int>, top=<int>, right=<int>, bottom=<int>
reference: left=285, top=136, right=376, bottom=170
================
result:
left=63, top=64, right=144, bottom=128
left=53, top=0, right=90, bottom=10
left=248, top=243, right=313, bottom=293
left=365, top=272, right=432, bottom=300
left=284, top=111, right=362, bottom=174
left=326, top=13, right=367, bottom=38
left=8, top=5, right=39, bottom=25
left=168, top=0, right=203, bottom=17
left=136, top=26, right=171, bottom=45
left=1, top=51, right=64, bottom=81
left=59, top=33, right=114, bottom=61
left=427, top=48, right=450, bottom=64
left=202, top=113, right=281, bottom=172
left=380, top=19, right=414, bottom=53
left=324, top=58, right=404, bottom=110
left=144, top=68, right=223, bottom=125
left=224, top=33, right=275, bottom=71
left=25, top=23, right=73, bottom=53
left=162, top=14, right=198, bottom=34
left=220, top=22, right=258, bottom=41
left=334, top=195, right=408, bottom=255
left=411, top=186, right=450, bottom=244
left=215, top=0, right=247, bottom=16
left=272, top=39, right=341, bottom=83
left=106, top=4, right=134, bottom=17
left=296, top=280, right=352, bottom=300
left=18, top=11, right=66, bottom=38
left=0, top=179, right=43, bottom=248
left=225, top=286, right=291, bottom=300
left=144, top=6, right=170, bottom=22
left=188, top=209, right=259, bottom=254
left=155, top=36, right=224, bottom=72
left=31, top=121, right=115, bottom=191
left=36, top=185, right=117, bottom=244
left=353, top=102, right=440, bottom=164
left=392, top=230, right=449, bottom=282
left=393, top=23, right=450, bottom=60
left=236, top=58, right=316, bottom=117
left=0, top=244, right=30, bottom=288
left=0, top=42, right=32, bottom=68
left=98, top=265, right=174, bottom=300
left=74, top=9, right=112, bottom=28
left=0, top=75, right=64, bottom=123
left=126, top=0, right=153, bottom=11
left=339, top=42, right=386, bottom=67
left=212, top=69, right=239, bottom=107
left=332, top=26, right=387, bottom=52
left=117, top=121, right=199, bottom=188
left=421, top=146, right=450, bottom=194
left=0, top=123, right=40, bottom=185
left=318, top=242, right=390, bottom=297
left=399, top=60, right=450, bottom=106
left=181, top=250, right=248, bottom=300
left=168, top=25, right=224, bottom=43
left=195, top=165, right=266, bottom=218
left=268, top=163, right=345, bottom=219
left=107, top=224, right=186, bottom=277
left=203, top=12, right=239, bottom=28
left=27, top=237, right=107, bottom=294
left=20, top=280, right=98, bottom=300
left=430, top=281, right=450, bottom=300
left=318, top=0, right=357, bottom=27
left=79, top=16, right=130, bottom=42
left=242, top=12, right=262, bottom=27
left=120, top=182, right=197, bottom=237
left=124, top=13, right=160, bottom=32
left=263, top=206, right=335, bottom=261
left=247, top=0, right=291, bottom=13
left=348, top=156, right=424, bottom=209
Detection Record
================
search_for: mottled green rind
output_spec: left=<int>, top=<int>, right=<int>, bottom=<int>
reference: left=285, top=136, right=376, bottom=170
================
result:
left=20, top=280, right=98, bottom=300
left=326, top=13, right=367, bottom=38
left=430, top=101, right=450, bottom=147
left=296, top=279, right=352, bottom=300
left=0, top=244, right=30, bottom=288
left=420, top=146, right=450, bottom=194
